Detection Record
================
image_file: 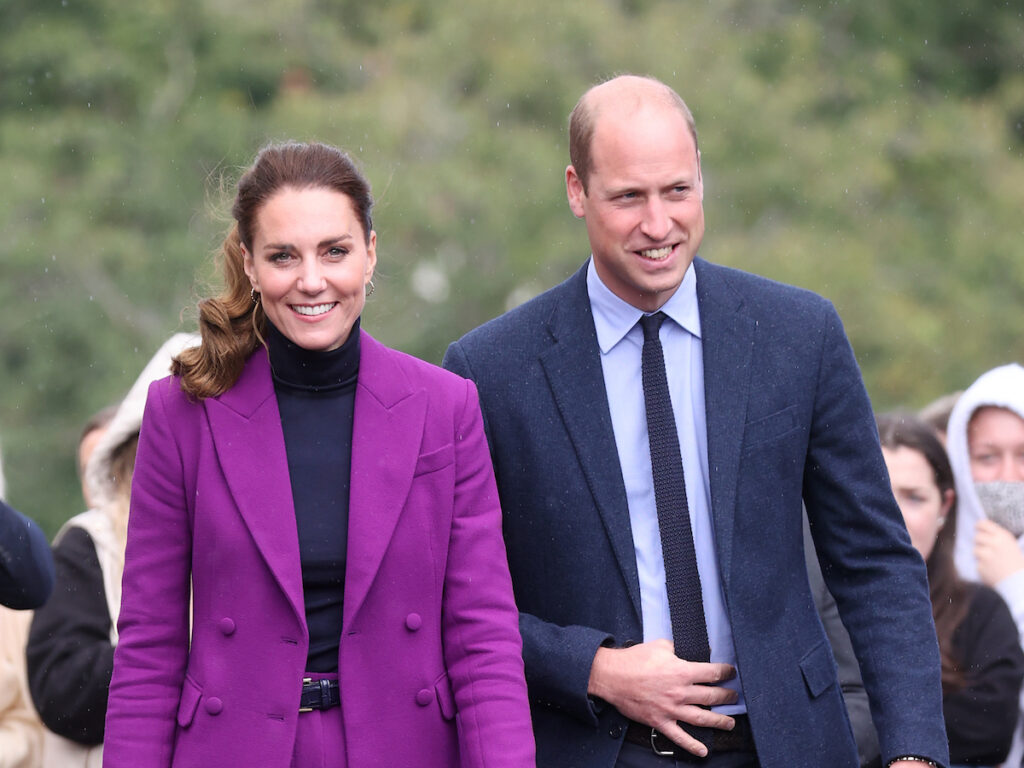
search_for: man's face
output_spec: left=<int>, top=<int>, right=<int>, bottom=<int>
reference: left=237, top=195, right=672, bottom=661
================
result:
left=567, top=103, right=704, bottom=312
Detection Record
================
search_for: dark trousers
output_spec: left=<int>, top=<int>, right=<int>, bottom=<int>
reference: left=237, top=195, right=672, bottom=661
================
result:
left=616, top=740, right=759, bottom=768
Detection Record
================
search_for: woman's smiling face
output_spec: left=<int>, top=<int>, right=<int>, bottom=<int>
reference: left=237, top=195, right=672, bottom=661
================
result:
left=242, top=186, right=376, bottom=351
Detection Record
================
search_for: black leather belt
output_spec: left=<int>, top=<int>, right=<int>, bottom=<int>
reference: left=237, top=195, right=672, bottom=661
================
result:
left=624, top=714, right=754, bottom=758
left=299, top=678, right=340, bottom=712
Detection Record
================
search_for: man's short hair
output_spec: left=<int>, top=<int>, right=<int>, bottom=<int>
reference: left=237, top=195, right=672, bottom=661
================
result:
left=568, top=75, right=699, bottom=193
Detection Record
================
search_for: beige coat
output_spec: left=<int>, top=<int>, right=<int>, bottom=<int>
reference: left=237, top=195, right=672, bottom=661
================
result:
left=0, top=606, right=43, bottom=768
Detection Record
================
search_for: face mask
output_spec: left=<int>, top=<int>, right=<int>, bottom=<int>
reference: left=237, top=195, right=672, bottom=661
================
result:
left=976, top=481, right=1024, bottom=537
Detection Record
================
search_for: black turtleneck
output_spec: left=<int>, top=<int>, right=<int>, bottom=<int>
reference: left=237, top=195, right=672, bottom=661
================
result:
left=265, top=319, right=360, bottom=674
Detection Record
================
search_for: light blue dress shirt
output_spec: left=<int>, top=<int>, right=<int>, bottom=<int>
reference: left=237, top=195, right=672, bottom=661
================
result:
left=587, top=259, right=745, bottom=714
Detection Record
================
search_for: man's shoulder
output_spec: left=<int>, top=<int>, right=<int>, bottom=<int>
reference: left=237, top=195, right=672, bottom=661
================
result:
left=452, top=266, right=585, bottom=353
left=697, top=258, right=833, bottom=313
left=696, top=259, right=840, bottom=338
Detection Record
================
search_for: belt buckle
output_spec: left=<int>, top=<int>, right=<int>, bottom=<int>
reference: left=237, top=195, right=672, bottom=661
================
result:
left=650, top=728, right=675, bottom=757
left=299, top=677, right=313, bottom=713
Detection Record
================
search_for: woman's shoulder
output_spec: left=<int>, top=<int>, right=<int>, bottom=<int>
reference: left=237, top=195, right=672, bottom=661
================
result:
left=959, top=582, right=1020, bottom=640
left=364, top=333, right=470, bottom=394
left=965, top=581, right=1009, bottom=609
left=146, top=371, right=194, bottom=406
left=137, top=373, right=216, bottom=454
left=53, top=521, right=100, bottom=559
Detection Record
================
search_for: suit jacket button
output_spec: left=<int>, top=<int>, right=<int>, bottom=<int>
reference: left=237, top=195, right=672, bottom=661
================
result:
left=218, top=618, right=236, bottom=636
left=204, top=697, right=223, bottom=715
left=405, top=613, right=422, bottom=631
left=415, top=689, right=433, bottom=707
left=608, top=725, right=622, bottom=739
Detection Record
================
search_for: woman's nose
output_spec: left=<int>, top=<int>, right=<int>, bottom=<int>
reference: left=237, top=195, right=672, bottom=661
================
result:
left=297, top=258, right=325, bottom=292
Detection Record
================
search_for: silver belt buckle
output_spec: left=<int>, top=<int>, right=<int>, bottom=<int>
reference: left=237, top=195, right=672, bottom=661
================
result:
left=651, top=728, right=675, bottom=757
left=299, top=677, right=313, bottom=713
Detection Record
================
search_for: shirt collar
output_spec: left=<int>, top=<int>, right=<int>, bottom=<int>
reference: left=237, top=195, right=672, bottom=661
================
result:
left=587, top=257, right=701, bottom=354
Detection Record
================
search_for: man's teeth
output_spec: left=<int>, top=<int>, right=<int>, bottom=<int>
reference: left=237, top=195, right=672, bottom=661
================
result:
left=640, top=246, right=673, bottom=260
left=292, top=303, right=336, bottom=316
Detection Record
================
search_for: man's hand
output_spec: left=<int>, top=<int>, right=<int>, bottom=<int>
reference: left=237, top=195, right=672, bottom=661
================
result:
left=975, top=518, right=1024, bottom=586
left=587, top=639, right=738, bottom=758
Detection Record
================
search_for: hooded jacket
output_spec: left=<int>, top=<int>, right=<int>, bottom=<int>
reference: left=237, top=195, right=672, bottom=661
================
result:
left=26, top=334, right=198, bottom=768
left=947, top=362, right=1024, bottom=768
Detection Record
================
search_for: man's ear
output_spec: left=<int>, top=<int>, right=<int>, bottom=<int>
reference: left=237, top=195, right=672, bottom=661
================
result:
left=566, top=165, right=586, bottom=219
left=696, top=150, right=704, bottom=201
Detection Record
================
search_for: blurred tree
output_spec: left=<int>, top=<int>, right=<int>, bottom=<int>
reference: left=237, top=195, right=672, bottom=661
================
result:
left=0, top=0, right=1022, bottom=533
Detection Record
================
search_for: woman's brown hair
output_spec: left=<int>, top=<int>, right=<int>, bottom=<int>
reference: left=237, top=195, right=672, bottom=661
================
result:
left=173, top=141, right=374, bottom=399
left=877, top=411, right=969, bottom=694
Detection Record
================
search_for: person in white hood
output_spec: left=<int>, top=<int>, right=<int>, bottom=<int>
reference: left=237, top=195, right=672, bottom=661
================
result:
left=25, top=333, right=198, bottom=768
left=948, top=362, right=1024, bottom=768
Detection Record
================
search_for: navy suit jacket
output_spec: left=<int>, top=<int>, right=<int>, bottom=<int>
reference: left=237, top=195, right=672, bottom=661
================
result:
left=443, top=259, right=948, bottom=768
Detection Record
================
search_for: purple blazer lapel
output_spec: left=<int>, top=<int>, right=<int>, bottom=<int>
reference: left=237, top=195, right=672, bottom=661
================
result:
left=205, top=349, right=305, bottom=628
left=344, top=331, right=427, bottom=627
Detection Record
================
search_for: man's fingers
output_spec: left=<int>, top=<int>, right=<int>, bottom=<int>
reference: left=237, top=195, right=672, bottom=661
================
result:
left=682, top=683, right=738, bottom=708
left=684, top=661, right=736, bottom=684
left=674, top=704, right=735, bottom=730
left=655, top=721, right=710, bottom=758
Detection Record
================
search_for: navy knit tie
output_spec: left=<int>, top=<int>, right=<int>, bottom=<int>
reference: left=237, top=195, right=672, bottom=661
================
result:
left=640, top=312, right=712, bottom=751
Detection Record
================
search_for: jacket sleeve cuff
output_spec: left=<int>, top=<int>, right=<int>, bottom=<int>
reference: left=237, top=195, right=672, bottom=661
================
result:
left=519, top=613, right=615, bottom=726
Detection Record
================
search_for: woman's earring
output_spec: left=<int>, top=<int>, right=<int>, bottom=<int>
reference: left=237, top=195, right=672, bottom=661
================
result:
left=365, top=280, right=375, bottom=297
left=251, top=288, right=259, bottom=304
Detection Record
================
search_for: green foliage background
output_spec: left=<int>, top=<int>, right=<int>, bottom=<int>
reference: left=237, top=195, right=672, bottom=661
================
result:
left=2, top=0, right=1022, bottom=534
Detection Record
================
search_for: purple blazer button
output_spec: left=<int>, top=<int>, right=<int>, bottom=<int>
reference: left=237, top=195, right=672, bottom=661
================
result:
left=204, top=697, right=224, bottom=715
left=415, top=689, right=433, bottom=707
left=405, top=613, right=422, bottom=631
left=218, top=618, right=236, bottom=636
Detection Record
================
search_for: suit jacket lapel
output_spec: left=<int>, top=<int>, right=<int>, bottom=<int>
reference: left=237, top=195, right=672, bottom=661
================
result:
left=696, top=259, right=755, bottom=585
left=206, top=349, right=306, bottom=627
left=344, top=331, right=427, bottom=628
left=539, top=268, right=642, bottom=623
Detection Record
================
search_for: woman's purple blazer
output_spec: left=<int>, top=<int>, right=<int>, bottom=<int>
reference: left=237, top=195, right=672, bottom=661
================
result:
left=103, top=331, right=535, bottom=767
